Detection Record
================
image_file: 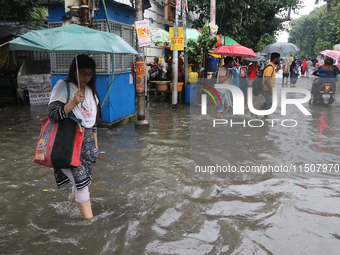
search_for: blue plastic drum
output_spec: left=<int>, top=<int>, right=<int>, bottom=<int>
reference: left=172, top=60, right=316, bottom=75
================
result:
left=185, top=83, right=198, bottom=104
left=206, top=57, right=219, bottom=72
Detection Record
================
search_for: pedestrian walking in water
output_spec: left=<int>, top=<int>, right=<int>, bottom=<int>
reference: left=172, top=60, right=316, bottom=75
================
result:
left=259, top=52, right=281, bottom=117
left=48, top=54, right=101, bottom=220
left=290, top=60, right=299, bottom=87
left=301, top=58, right=307, bottom=76
left=289, top=54, right=294, bottom=64
left=282, top=58, right=290, bottom=87
left=247, top=61, right=259, bottom=87
left=306, top=58, right=312, bottom=77
left=215, top=56, right=234, bottom=119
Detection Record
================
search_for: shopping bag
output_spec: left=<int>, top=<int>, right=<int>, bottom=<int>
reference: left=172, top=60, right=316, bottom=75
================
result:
left=149, top=66, right=159, bottom=78
left=33, top=117, right=84, bottom=168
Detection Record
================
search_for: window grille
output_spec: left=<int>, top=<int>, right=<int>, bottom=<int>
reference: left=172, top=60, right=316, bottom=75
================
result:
left=48, top=20, right=135, bottom=74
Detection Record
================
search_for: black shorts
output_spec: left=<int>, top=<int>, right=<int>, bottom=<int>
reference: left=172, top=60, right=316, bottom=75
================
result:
left=283, top=73, right=289, bottom=78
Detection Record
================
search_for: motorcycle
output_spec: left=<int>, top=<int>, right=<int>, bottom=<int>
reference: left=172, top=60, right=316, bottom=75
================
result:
left=311, top=69, right=336, bottom=106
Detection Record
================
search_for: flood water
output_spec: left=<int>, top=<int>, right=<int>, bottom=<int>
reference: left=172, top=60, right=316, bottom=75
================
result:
left=1, top=72, right=340, bottom=254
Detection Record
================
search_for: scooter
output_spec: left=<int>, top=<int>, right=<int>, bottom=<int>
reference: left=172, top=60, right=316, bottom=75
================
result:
left=311, top=69, right=336, bottom=106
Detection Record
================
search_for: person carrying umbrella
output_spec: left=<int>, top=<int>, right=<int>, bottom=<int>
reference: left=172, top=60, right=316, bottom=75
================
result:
left=48, top=55, right=101, bottom=220
left=259, top=52, right=281, bottom=117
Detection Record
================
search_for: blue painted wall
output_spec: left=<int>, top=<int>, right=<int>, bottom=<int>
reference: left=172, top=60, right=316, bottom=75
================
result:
left=48, top=5, right=66, bottom=23
left=48, top=1, right=134, bottom=25
left=52, top=73, right=135, bottom=123
left=96, top=2, right=134, bottom=25
left=49, top=1, right=136, bottom=123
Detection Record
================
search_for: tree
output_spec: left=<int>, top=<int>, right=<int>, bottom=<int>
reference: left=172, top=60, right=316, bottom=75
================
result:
left=288, top=3, right=340, bottom=57
left=188, top=0, right=303, bottom=51
left=185, top=24, right=219, bottom=67
left=0, top=0, right=46, bottom=26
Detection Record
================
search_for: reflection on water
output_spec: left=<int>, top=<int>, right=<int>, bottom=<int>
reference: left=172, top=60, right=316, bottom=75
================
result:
left=1, top=76, right=340, bottom=254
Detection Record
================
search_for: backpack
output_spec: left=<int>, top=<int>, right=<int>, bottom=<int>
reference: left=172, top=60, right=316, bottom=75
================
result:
left=252, top=64, right=275, bottom=96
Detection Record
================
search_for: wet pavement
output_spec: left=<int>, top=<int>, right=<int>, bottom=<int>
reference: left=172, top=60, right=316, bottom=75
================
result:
left=1, top=71, right=340, bottom=254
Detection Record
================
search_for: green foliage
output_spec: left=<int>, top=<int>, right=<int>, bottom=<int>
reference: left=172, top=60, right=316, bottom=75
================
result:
left=185, top=24, right=219, bottom=64
left=288, top=3, right=340, bottom=57
left=256, top=34, right=277, bottom=52
left=188, top=0, right=302, bottom=50
left=0, top=0, right=46, bottom=26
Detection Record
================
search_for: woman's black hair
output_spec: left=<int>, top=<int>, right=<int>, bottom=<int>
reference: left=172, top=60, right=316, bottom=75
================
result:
left=290, top=60, right=296, bottom=72
left=68, top=54, right=102, bottom=121
left=324, top=57, right=334, bottom=65
left=323, top=57, right=336, bottom=75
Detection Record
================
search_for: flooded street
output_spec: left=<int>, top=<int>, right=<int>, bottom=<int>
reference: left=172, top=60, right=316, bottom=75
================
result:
left=2, top=72, right=340, bottom=254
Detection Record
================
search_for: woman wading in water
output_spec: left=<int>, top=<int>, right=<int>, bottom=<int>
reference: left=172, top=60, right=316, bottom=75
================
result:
left=48, top=55, right=101, bottom=219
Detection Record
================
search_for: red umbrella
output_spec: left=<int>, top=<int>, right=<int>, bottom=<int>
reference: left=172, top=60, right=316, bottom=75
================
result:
left=320, top=50, right=340, bottom=61
left=212, top=44, right=257, bottom=58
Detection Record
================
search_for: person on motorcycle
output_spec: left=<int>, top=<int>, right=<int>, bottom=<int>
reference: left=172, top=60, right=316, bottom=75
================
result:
left=311, top=57, right=339, bottom=98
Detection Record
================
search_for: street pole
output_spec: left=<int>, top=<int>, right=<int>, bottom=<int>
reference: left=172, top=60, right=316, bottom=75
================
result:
left=135, top=0, right=149, bottom=129
left=210, top=0, right=216, bottom=36
left=183, top=0, right=188, bottom=87
left=80, top=0, right=90, bottom=27
left=172, top=0, right=180, bottom=110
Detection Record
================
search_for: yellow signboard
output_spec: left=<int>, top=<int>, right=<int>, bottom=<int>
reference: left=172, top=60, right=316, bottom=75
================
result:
left=169, top=27, right=183, bottom=41
left=171, top=37, right=184, bottom=51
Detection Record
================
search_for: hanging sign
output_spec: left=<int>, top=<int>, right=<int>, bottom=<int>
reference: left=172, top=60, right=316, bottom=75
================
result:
left=136, top=61, right=145, bottom=91
left=135, top=20, right=151, bottom=47
left=136, top=61, right=145, bottom=77
left=209, top=22, right=218, bottom=35
left=176, top=0, right=181, bottom=10
left=171, top=37, right=184, bottom=51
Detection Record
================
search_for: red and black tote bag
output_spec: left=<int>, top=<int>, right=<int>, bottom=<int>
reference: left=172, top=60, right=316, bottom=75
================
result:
left=33, top=117, right=84, bottom=168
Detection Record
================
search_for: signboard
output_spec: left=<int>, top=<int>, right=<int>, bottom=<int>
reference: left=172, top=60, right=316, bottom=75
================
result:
left=136, top=61, right=145, bottom=77
left=240, top=66, right=247, bottom=78
left=169, top=27, right=183, bottom=41
left=136, top=61, right=145, bottom=91
left=171, top=37, right=184, bottom=51
left=135, top=20, right=151, bottom=47
left=29, top=90, right=51, bottom=106
left=176, top=0, right=181, bottom=10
